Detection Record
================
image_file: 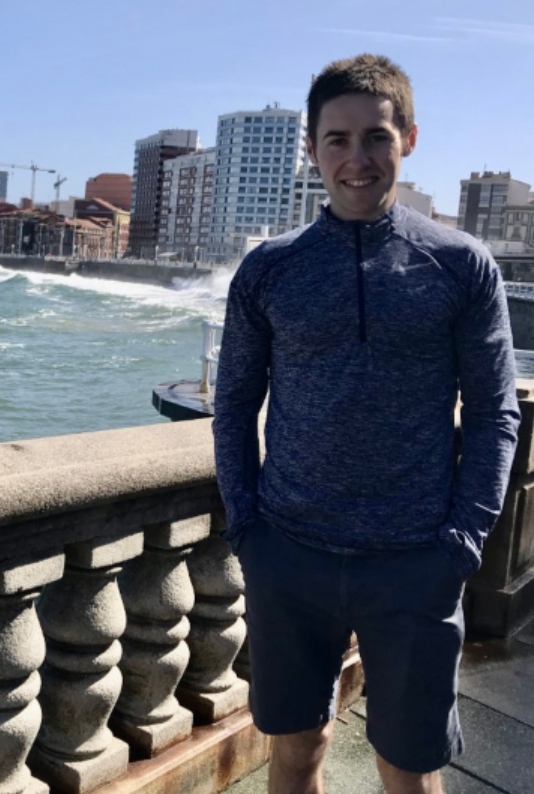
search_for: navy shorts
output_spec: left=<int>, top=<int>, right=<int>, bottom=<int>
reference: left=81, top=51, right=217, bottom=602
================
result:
left=236, top=516, right=465, bottom=774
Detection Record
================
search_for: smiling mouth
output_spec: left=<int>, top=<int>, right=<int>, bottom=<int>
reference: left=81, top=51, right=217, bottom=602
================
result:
left=342, top=178, right=378, bottom=188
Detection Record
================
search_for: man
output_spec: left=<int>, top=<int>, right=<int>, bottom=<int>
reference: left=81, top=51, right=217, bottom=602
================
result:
left=213, top=54, right=520, bottom=794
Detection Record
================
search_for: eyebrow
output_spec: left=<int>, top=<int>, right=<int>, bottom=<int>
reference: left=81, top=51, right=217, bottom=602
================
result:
left=322, top=126, right=391, bottom=141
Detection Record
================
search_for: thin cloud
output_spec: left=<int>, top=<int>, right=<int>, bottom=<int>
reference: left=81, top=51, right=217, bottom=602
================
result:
left=435, top=17, right=534, bottom=42
left=319, top=28, right=461, bottom=43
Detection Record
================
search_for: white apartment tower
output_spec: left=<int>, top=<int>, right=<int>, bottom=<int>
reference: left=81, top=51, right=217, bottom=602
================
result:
left=158, top=148, right=215, bottom=261
left=208, top=106, right=307, bottom=261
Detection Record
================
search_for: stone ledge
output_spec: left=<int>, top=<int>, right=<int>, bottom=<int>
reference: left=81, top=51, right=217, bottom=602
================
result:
left=0, top=420, right=216, bottom=528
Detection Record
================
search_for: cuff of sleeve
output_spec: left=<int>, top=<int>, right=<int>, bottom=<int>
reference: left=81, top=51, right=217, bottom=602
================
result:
left=221, top=517, right=257, bottom=554
left=438, top=525, right=482, bottom=580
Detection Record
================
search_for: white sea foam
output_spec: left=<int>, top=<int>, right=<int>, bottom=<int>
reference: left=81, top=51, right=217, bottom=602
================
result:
left=17, top=267, right=234, bottom=321
left=0, top=267, right=17, bottom=284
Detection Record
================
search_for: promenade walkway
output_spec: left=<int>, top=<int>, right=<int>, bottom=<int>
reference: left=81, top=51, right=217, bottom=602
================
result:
left=227, top=619, right=534, bottom=794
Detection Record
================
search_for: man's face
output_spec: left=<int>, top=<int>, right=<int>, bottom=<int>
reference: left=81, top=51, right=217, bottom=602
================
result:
left=307, top=93, right=418, bottom=222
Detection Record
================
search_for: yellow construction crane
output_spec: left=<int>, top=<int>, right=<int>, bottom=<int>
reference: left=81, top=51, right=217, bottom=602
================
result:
left=0, top=161, right=56, bottom=203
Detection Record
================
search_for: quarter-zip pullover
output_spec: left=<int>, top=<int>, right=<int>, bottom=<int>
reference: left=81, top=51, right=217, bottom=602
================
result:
left=213, top=203, right=520, bottom=577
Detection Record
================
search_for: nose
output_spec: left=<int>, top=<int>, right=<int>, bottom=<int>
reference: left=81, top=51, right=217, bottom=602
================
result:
left=348, top=141, right=372, bottom=168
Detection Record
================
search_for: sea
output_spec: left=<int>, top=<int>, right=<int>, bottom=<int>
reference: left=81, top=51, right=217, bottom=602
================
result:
left=1, top=263, right=533, bottom=445
left=0, top=264, right=233, bottom=443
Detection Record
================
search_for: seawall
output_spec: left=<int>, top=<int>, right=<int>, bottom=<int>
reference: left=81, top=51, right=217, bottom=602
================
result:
left=0, top=255, right=210, bottom=285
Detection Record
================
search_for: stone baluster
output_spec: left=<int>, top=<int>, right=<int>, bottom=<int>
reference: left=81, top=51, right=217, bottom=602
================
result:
left=178, top=511, right=248, bottom=723
left=112, top=516, right=211, bottom=756
left=0, top=553, right=64, bottom=794
left=30, top=533, right=143, bottom=794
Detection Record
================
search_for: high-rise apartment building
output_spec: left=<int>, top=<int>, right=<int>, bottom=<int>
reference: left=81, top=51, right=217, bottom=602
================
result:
left=0, top=171, right=8, bottom=202
left=208, top=106, right=306, bottom=261
left=85, top=173, right=132, bottom=212
left=458, top=171, right=530, bottom=240
left=158, top=148, right=215, bottom=261
left=128, top=129, right=199, bottom=258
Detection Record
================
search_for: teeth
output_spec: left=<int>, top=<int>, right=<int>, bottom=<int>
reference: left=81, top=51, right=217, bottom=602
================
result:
left=344, top=178, right=375, bottom=187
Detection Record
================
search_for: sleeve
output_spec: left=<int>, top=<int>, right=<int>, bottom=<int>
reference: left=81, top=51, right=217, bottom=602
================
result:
left=213, top=261, right=271, bottom=551
left=439, top=252, right=521, bottom=578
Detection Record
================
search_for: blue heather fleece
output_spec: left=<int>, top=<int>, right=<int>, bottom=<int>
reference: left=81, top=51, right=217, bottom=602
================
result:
left=213, top=203, right=521, bottom=578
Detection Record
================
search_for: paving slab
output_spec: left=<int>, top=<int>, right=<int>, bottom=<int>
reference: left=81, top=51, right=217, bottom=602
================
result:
left=225, top=708, right=503, bottom=794
left=460, top=639, right=534, bottom=727
left=454, top=696, right=534, bottom=794
left=516, top=619, right=534, bottom=648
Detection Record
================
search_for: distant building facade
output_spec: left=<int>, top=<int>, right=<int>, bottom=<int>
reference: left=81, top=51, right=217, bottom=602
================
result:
left=502, top=205, right=534, bottom=249
left=128, top=129, right=199, bottom=258
left=0, top=171, right=7, bottom=202
left=74, top=198, right=130, bottom=257
left=208, top=107, right=307, bottom=261
left=292, top=164, right=328, bottom=226
left=396, top=182, right=433, bottom=217
left=458, top=171, right=531, bottom=240
left=158, top=148, right=215, bottom=261
left=85, top=173, right=132, bottom=212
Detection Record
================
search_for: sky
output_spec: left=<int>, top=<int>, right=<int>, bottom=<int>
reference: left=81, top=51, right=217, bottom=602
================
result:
left=2, top=0, right=534, bottom=215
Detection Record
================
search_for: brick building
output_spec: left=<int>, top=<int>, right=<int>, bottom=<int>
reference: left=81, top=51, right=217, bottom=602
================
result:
left=85, top=173, right=132, bottom=212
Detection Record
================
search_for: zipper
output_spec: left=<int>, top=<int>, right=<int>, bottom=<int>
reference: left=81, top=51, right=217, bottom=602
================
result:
left=355, top=226, right=367, bottom=343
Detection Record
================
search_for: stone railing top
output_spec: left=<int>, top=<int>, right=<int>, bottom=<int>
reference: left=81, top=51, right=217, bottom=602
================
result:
left=0, top=419, right=216, bottom=528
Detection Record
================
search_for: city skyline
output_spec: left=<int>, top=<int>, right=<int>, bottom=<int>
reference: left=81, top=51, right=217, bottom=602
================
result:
left=3, top=0, right=534, bottom=215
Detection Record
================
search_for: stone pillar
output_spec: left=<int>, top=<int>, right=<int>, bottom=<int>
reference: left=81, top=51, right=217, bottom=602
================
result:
left=112, top=516, right=210, bottom=756
left=31, top=534, right=143, bottom=794
left=0, top=554, right=64, bottom=794
left=178, top=512, right=248, bottom=723
left=465, top=382, right=534, bottom=636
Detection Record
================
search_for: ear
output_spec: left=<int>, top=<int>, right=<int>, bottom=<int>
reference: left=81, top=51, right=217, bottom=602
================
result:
left=306, top=136, right=318, bottom=165
left=402, top=124, right=418, bottom=158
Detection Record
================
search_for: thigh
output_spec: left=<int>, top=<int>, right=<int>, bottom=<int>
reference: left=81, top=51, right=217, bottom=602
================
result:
left=237, top=517, right=351, bottom=736
left=349, top=546, right=465, bottom=774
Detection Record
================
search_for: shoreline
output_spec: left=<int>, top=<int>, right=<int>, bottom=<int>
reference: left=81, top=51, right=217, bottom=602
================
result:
left=0, top=254, right=212, bottom=287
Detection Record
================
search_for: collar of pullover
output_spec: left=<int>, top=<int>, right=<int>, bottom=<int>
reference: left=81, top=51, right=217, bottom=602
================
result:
left=317, top=201, right=402, bottom=246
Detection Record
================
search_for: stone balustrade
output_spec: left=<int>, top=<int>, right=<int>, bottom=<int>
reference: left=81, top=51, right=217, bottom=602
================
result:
left=0, top=420, right=257, bottom=794
left=3, top=382, right=532, bottom=794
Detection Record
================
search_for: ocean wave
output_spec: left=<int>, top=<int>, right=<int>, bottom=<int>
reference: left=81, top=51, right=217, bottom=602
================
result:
left=0, top=267, right=19, bottom=284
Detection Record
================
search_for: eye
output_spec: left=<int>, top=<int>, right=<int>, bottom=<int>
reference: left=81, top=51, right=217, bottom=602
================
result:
left=367, top=133, right=390, bottom=145
left=329, top=137, right=347, bottom=147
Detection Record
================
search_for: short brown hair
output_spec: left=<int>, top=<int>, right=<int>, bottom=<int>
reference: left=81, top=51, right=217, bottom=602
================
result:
left=307, top=54, right=415, bottom=144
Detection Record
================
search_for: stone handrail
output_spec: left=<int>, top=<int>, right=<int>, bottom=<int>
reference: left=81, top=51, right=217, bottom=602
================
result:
left=0, top=419, right=252, bottom=794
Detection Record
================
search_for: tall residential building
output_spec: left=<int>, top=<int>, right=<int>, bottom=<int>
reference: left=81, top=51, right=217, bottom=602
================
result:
left=208, top=106, right=307, bottom=261
left=128, top=129, right=199, bottom=258
left=458, top=171, right=530, bottom=240
left=158, top=148, right=215, bottom=261
left=85, top=173, right=132, bottom=212
left=0, top=171, right=7, bottom=202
